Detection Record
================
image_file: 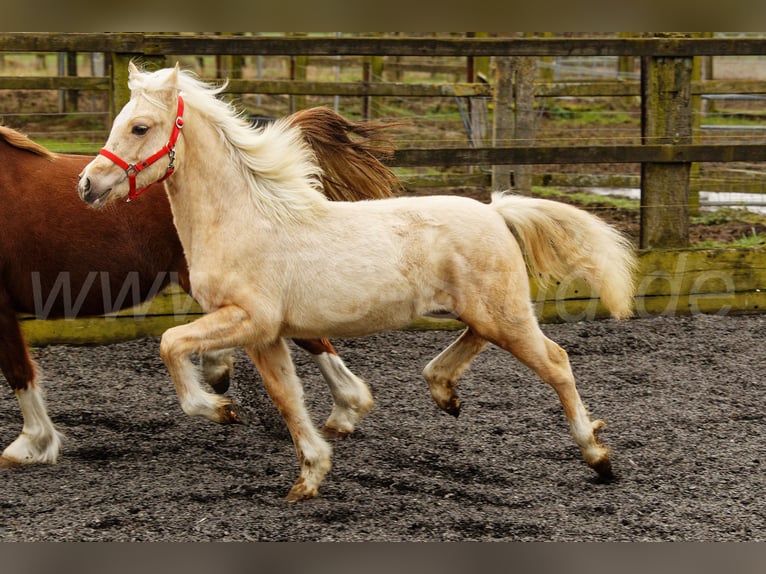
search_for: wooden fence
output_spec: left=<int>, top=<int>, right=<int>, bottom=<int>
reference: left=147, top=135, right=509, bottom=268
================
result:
left=3, top=33, right=766, bottom=247
left=2, top=33, right=765, bottom=342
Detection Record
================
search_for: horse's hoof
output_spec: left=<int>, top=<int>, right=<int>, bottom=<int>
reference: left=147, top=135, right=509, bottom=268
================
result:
left=321, top=426, right=352, bottom=440
left=220, top=402, right=247, bottom=425
left=0, top=456, right=23, bottom=469
left=286, top=479, right=319, bottom=502
left=591, top=457, right=615, bottom=481
left=209, top=373, right=230, bottom=395
left=443, top=397, right=461, bottom=418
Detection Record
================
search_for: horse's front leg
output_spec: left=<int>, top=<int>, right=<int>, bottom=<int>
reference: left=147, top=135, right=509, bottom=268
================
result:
left=0, top=301, right=63, bottom=466
left=247, top=340, right=332, bottom=502
left=160, top=306, right=255, bottom=424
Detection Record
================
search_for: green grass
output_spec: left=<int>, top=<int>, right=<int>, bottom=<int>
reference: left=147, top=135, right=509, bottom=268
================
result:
left=34, top=138, right=101, bottom=155
left=702, top=112, right=766, bottom=126
left=696, top=233, right=766, bottom=249
left=530, top=186, right=639, bottom=209
left=691, top=207, right=766, bottom=226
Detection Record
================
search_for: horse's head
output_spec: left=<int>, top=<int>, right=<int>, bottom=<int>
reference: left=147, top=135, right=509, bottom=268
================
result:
left=79, top=63, right=183, bottom=208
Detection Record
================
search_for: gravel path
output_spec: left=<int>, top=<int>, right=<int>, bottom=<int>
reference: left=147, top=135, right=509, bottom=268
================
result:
left=1, top=314, right=764, bottom=541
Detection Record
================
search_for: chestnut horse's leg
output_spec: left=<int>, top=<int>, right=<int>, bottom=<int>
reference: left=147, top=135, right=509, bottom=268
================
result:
left=0, top=293, right=63, bottom=466
left=198, top=339, right=374, bottom=439
left=247, top=339, right=332, bottom=502
left=292, top=338, right=373, bottom=438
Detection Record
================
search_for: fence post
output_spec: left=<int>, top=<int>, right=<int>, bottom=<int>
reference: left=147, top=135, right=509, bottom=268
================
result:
left=688, top=32, right=713, bottom=217
left=512, top=55, right=537, bottom=194
left=58, top=52, right=78, bottom=114
left=361, top=55, right=384, bottom=120
left=216, top=32, right=245, bottom=81
left=109, top=53, right=165, bottom=122
left=492, top=55, right=537, bottom=194
left=639, top=35, right=693, bottom=249
left=289, top=32, right=308, bottom=114
left=492, top=56, right=514, bottom=191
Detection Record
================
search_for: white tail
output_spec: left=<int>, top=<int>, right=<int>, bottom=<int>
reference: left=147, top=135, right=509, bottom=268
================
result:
left=491, top=192, right=637, bottom=319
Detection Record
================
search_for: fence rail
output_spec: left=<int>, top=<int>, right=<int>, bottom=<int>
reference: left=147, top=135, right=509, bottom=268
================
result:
left=5, top=33, right=766, bottom=57
left=391, top=144, right=766, bottom=167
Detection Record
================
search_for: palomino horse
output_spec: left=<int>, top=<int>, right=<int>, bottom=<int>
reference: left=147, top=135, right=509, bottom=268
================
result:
left=0, top=107, right=400, bottom=467
left=79, top=64, right=637, bottom=502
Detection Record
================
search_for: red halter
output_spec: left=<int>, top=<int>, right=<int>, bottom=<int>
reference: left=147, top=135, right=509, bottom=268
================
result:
left=99, top=95, right=185, bottom=202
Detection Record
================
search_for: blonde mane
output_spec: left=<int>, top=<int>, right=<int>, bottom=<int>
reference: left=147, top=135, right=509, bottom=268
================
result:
left=129, top=66, right=327, bottom=223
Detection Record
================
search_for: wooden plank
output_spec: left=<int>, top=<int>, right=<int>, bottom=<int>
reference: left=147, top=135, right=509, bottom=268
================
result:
left=3, top=75, right=765, bottom=100
left=20, top=248, right=766, bottom=345
left=536, top=80, right=766, bottom=98
left=531, top=249, right=766, bottom=298
left=2, top=76, right=765, bottom=101
left=225, top=79, right=491, bottom=97
left=32, top=142, right=766, bottom=172
left=0, top=33, right=144, bottom=53
left=5, top=77, right=765, bottom=101
left=390, top=144, right=766, bottom=167
left=402, top=171, right=766, bottom=195
left=4, top=34, right=766, bottom=58
left=136, top=35, right=766, bottom=58
left=0, top=76, right=110, bottom=90
left=19, top=314, right=200, bottom=347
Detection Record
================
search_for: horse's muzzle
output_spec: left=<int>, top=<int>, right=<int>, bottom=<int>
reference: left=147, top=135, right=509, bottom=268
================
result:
left=77, top=174, right=111, bottom=208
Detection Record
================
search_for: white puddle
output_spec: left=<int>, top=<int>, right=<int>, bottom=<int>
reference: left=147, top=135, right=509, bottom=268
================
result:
left=587, top=187, right=766, bottom=214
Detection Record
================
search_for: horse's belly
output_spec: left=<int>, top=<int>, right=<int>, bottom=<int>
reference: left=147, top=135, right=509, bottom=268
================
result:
left=281, top=288, right=432, bottom=339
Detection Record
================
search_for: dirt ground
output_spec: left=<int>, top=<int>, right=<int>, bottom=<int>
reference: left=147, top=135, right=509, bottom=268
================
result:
left=1, top=313, right=763, bottom=541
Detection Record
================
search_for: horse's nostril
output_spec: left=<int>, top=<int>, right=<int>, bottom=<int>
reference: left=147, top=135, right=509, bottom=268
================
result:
left=78, top=177, right=92, bottom=202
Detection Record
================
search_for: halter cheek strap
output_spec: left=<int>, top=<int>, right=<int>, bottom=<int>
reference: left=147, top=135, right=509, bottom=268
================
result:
left=99, top=95, right=185, bottom=202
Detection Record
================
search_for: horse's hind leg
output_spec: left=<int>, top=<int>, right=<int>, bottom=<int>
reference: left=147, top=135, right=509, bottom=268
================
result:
left=293, top=338, right=374, bottom=438
left=0, top=296, right=63, bottom=466
left=200, top=349, right=235, bottom=394
left=472, top=313, right=612, bottom=479
left=422, top=328, right=488, bottom=417
left=247, top=340, right=332, bottom=502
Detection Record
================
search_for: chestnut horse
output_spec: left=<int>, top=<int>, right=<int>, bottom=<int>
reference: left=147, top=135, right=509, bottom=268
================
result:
left=80, top=65, right=637, bottom=501
left=0, top=108, right=399, bottom=467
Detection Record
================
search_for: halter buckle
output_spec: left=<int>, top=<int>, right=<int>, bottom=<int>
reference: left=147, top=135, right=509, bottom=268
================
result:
left=166, top=148, right=176, bottom=170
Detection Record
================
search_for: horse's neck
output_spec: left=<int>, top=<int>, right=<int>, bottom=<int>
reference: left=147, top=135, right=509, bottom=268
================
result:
left=164, top=120, right=255, bottom=264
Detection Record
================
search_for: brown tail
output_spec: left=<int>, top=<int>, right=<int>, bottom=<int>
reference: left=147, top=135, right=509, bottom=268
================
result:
left=286, top=107, right=403, bottom=201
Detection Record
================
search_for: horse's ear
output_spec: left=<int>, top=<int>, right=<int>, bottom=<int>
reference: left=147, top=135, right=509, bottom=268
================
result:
left=168, top=62, right=180, bottom=88
left=128, top=61, right=140, bottom=78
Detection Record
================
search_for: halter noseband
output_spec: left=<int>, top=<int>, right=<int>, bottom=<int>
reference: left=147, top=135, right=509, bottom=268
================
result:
left=99, top=95, right=185, bottom=202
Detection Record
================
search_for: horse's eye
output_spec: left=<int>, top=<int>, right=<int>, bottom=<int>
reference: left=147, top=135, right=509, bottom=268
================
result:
left=132, top=125, right=149, bottom=136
